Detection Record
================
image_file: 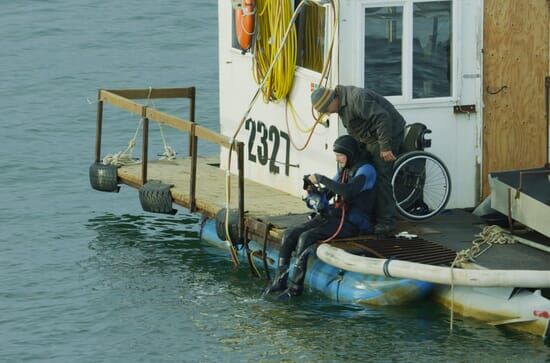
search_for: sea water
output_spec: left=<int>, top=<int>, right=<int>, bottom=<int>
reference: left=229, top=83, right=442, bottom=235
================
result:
left=0, top=1, right=548, bottom=361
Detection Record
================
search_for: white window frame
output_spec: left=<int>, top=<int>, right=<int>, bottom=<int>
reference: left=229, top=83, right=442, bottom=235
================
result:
left=359, top=0, right=458, bottom=106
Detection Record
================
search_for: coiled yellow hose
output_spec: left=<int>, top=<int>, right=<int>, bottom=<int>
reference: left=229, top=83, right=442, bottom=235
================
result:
left=253, top=0, right=297, bottom=102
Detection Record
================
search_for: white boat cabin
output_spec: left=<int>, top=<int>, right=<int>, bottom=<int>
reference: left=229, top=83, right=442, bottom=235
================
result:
left=218, top=0, right=549, bottom=208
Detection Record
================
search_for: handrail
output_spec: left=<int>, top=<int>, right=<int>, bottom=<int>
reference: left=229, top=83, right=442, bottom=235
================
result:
left=98, top=89, right=233, bottom=148
left=103, top=88, right=196, bottom=99
left=94, top=87, right=245, bottom=243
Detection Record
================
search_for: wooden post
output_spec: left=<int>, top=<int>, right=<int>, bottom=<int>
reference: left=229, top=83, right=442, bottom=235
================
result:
left=189, top=123, right=198, bottom=212
left=142, top=116, right=149, bottom=185
left=95, top=96, right=103, bottom=163
left=237, top=142, right=245, bottom=244
left=188, top=87, right=196, bottom=157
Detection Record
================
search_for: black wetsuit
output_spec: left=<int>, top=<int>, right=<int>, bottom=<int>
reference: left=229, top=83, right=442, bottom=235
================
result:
left=279, top=161, right=376, bottom=296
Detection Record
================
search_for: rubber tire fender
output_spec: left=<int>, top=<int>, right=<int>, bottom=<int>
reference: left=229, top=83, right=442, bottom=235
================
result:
left=139, top=180, right=177, bottom=215
left=89, top=162, right=120, bottom=192
left=214, top=208, right=240, bottom=245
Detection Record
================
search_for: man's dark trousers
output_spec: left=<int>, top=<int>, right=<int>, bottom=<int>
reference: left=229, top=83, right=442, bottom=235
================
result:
left=365, top=131, right=404, bottom=229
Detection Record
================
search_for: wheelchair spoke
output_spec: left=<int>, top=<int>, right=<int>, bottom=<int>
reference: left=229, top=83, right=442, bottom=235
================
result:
left=392, top=151, right=451, bottom=220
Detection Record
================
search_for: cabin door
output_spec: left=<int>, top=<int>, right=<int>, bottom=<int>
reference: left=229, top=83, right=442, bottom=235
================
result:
left=340, top=0, right=483, bottom=208
left=482, top=0, right=549, bottom=197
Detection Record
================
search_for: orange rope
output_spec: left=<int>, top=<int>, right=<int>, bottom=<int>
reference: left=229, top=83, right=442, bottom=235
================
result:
left=320, top=205, right=346, bottom=243
left=320, top=169, right=348, bottom=244
left=284, top=97, right=324, bottom=151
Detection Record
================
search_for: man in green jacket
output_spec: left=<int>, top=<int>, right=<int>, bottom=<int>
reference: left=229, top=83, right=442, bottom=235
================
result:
left=311, top=85, right=405, bottom=234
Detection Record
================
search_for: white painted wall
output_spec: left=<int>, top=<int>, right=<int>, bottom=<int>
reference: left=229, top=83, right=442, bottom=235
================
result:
left=218, top=0, right=340, bottom=198
left=218, top=0, right=484, bottom=208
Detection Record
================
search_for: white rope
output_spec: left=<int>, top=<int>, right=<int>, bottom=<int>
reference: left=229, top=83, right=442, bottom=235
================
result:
left=103, top=118, right=143, bottom=166
left=157, top=123, right=177, bottom=160
left=148, top=87, right=177, bottom=161
left=449, top=225, right=516, bottom=332
left=102, top=87, right=177, bottom=165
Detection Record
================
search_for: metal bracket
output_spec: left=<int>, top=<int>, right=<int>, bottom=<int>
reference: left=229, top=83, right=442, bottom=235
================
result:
left=453, top=104, right=476, bottom=114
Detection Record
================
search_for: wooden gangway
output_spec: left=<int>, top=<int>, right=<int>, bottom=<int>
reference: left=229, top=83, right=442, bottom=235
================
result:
left=94, top=87, right=308, bottom=243
left=117, top=156, right=308, bottom=219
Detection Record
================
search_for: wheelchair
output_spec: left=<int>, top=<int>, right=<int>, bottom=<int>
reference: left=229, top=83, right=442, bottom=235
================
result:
left=391, top=123, right=451, bottom=221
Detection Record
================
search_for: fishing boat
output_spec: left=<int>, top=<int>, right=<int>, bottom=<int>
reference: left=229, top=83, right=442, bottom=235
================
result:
left=89, top=0, right=550, bottom=338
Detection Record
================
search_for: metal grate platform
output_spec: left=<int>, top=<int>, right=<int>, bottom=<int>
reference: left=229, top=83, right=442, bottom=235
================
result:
left=330, top=236, right=458, bottom=266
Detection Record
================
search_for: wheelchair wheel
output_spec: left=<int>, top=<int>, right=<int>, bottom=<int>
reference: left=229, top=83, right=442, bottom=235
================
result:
left=392, top=151, right=451, bottom=220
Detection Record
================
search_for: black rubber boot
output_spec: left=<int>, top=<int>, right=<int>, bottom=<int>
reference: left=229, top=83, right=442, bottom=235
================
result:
left=264, top=258, right=290, bottom=295
left=277, top=257, right=307, bottom=300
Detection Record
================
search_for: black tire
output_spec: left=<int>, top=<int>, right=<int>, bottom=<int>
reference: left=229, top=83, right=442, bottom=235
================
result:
left=139, top=180, right=177, bottom=215
left=214, top=208, right=240, bottom=245
left=392, top=151, right=451, bottom=220
left=89, top=162, right=120, bottom=192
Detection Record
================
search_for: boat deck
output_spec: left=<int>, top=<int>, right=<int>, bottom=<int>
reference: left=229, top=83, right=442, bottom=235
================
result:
left=117, top=157, right=309, bottom=218
left=261, top=210, right=550, bottom=270
left=414, top=209, right=549, bottom=271
left=118, top=157, right=550, bottom=272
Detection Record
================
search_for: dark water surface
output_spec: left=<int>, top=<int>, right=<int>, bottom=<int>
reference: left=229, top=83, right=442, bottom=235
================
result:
left=1, top=1, right=548, bottom=361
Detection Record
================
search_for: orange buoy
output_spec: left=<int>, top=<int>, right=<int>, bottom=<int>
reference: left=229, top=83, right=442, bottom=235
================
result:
left=235, top=0, right=255, bottom=51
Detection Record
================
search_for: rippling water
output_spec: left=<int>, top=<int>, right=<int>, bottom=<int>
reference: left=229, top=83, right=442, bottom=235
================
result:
left=0, top=1, right=548, bottom=361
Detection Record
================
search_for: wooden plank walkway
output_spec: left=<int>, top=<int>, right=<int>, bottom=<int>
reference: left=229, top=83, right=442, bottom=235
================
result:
left=117, top=156, right=309, bottom=220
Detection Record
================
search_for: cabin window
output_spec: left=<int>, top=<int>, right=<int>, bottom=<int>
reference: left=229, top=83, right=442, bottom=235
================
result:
left=412, top=2, right=452, bottom=98
left=295, top=2, right=326, bottom=73
left=363, top=0, right=453, bottom=100
left=364, top=6, right=404, bottom=97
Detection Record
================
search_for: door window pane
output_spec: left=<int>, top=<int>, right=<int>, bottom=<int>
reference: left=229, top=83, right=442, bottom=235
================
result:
left=413, top=2, right=452, bottom=98
left=364, top=7, right=403, bottom=96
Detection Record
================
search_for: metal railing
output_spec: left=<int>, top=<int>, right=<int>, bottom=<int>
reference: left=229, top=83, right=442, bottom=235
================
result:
left=94, top=87, right=246, bottom=243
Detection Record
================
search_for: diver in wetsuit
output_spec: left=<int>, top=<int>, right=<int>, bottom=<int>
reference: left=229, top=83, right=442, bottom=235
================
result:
left=265, top=135, right=377, bottom=299
left=311, top=85, right=406, bottom=235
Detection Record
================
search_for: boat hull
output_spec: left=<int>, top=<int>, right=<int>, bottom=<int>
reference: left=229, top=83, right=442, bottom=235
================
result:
left=200, top=219, right=433, bottom=305
left=434, top=285, right=550, bottom=338
left=317, top=243, right=550, bottom=338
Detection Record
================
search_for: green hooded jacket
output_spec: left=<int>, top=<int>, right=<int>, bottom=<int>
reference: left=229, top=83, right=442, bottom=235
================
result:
left=335, top=85, right=406, bottom=152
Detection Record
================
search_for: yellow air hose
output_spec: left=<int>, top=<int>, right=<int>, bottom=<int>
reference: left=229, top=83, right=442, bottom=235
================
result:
left=284, top=0, right=338, bottom=149
left=224, top=0, right=337, bottom=267
left=253, top=0, right=297, bottom=102
left=223, top=0, right=308, bottom=267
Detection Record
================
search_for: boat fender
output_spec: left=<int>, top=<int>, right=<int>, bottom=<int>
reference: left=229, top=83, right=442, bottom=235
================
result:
left=214, top=208, right=240, bottom=245
left=138, top=180, right=177, bottom=215
left=89, top=162, right=120, bottom=192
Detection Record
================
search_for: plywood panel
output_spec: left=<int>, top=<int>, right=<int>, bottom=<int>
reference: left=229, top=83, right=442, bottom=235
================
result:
left=482, top=0, right=549, bottom=197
